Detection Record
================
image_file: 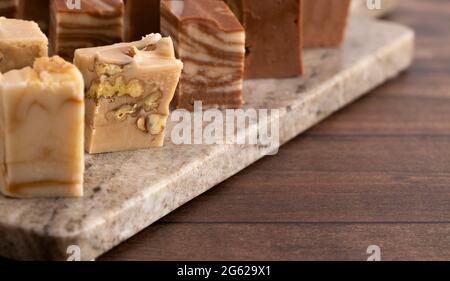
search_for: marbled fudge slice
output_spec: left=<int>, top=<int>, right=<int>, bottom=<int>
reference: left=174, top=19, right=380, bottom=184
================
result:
left=0, top=17, right=48, bottom=73
left=161, top=0, right=245, bottom=110
left=50, top=0, right=124, bottom=61
left=74, top=34, right=183, bottom=154
left=0, top=56, right=84, bottom=198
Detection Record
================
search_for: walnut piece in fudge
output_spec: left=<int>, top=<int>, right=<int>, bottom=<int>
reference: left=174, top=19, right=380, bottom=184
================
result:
left=0, top=17, right=48, bottom=73
left=303, top=0, right=351, bottom=48
left=224, top=0, right=303, bottom=79
left=74, top=34, right=183, bottom=154
left=0, top=56, right=84, bottom=198
left=50, top=0, right=124, bottom=61
left=0, top=0, right=18, bottom=17
left=161, top=0, right=245, bottom=110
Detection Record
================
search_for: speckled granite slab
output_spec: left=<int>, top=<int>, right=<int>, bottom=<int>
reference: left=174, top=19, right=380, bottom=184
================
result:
left=0, top=18, right=414, bottom=260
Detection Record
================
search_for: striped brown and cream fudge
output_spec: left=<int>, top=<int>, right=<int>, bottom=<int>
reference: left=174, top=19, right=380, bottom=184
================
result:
left=74, top=34, right=183, bottom=154
left=50, top=0, right=124, bottom=61
left=224, top=0, right=303, bottom=79
left=18, top=0, right=50, bottom=33
left=0, top=56, right=84, bottom=198
left=0, top=17, right=48, bottom=73
left=303, top=0, right=351, bottom=48
left=125, top=0, right=160, bottom=41
left=161, top=0, right=245, bottom=110
left=0, top=0, right=18, bottom=17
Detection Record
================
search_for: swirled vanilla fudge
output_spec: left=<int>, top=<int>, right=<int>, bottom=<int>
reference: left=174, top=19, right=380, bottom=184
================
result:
left=161, top=0, right=245, bottom=110
left=74, top=34, right=183, bottom=154
left=0, top=17, right=48, bottom=73
left=224, top=0, right=303, bottom=79
left=0, top=0, right=18, bottom=17
left=126, top=0, right=160, bottom=41
left=303, top=0, right=351, bottom=48
left=0, top=56, right=84, bottom=198
left=50, top=0, right=124, bottom=61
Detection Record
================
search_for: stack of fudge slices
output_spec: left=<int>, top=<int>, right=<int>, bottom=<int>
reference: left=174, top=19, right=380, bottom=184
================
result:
left=0, top=0, right=352, bottom=198
left=50, top=0, right=125, bottom=61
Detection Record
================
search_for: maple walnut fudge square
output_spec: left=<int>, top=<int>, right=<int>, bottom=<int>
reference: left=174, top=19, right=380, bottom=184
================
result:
left=0, top=17, right=48, bottom=73
left=74, top=34, right=183, bottom=154
left=0, top=56, right=84, bottom=198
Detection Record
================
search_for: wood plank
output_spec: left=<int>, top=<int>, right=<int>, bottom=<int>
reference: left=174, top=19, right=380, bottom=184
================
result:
left=161, top=136, right=450, bottom=223
left=101, top=222, right=450, bottom=261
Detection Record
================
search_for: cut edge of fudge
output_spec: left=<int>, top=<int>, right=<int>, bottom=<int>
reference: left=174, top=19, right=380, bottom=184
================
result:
left=74, top=34, right=183, bottom=154
left=224, top=0, right=304, bottom=79
left=303, top=0, right=352, bottom=48
left=161, top=0, right=246, bottom=110
left=0, top=56, right=84, bottom=198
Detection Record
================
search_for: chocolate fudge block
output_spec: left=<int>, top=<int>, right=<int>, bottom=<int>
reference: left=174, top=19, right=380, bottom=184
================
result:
left=0, top=56, right=84, bottom=198
left=0, top=0, right=18, bottom=17
left=303, top=0, right=351, bottom=48
left=161, top=0, right=245, bottom=110
left=0, top=17, right=48, bottom=73
left=18, top=0, right=50, bottom=32
left=125, top=0, right=160, bottom=41
left=225, top=0, right=303, bottom=79
left=74, top=34, right=183, bottom=154
left=50, top=0, right=125, bottom=61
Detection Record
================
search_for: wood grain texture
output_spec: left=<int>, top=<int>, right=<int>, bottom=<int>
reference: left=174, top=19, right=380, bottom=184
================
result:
left=99, top=0, right=450, bottom=261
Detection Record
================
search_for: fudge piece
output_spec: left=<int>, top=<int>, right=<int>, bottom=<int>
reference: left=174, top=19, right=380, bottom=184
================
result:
left=126, top=0, right=160, bottom=41
left=18, top=0, right=50, bottom=32
left=0, top=0, right=18, bottom=17
left=50, top=0, right=125, bottom=61
left=0, top=56, right=84, bottom=198
left=0, top=17, right=48, bottom=73
left=161, top=0, right=245, bottom=110
left=224, top=0, right=303, bottom=79
left=303, top=0, right=351, bottom=48
left=74, top=34, right=183, bottom=154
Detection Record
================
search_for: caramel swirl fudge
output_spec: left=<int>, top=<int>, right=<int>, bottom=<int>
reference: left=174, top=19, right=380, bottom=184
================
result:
left=303, top=0, right=351, bottom=48
left=224, top=0, right=303, bottom=79
left=0, top=17, right=48, bottom=73
left=74, top=34, right=183, bottom=154
left=50, top=0, right=124, bottom=61
left=0, top=56, right=84, bottom=198
left=0, top=0, right=18, bottom=17
left=161, top=0, right=245, bottom=110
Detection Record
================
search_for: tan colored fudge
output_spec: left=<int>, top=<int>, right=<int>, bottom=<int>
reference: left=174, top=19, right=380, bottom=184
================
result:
left=74, top=34, right=183, bottom=154
left=0, top=17, right=48, bottom=73
left=0, top=56, right=84, bottom=198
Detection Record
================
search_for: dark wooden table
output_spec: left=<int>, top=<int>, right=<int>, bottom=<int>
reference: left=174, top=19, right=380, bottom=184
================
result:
left=101, top=0, right=450, bottom=261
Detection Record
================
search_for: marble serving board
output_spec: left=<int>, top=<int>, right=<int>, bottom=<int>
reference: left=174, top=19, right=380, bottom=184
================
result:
left=0, top=17, right=414, bottom=261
